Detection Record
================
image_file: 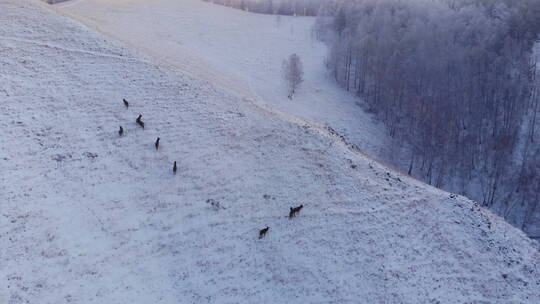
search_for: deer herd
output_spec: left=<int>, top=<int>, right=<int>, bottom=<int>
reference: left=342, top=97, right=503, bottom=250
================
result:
left=118, top=98, right=305, bottom=241
left=118, top=99, right=177, bottom=176
left=258, top=204, right=305, bottom=240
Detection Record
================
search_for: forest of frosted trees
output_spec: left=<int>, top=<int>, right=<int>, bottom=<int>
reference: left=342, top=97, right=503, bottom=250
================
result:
left=202, top=0, right=324, bottom=16
left=315, top=0, right=540, bottom=238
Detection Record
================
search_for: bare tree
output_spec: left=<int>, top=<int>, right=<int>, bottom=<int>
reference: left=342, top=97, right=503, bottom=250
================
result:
left=282, top=53, right=304, bottom=99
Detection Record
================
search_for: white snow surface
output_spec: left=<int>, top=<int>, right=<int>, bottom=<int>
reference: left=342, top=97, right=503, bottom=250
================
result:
left=1, top=0, right=539, bottom=303
left=55, top=0, right=389, bottom=160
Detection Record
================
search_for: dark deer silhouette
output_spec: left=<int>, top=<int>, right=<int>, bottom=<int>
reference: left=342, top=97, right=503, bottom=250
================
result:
left=119, top=126, right=124, bottom=136
left=136, top=114, right=144, bottom=129
left=173, top=161, right=177, bottom=174
left=289, top=204, right=304, bottom=218
left=123, top=98, right=129, bottom=108
left=155, top=137, right=160, bottom=150
left=259, top=226, right=269, bottom=239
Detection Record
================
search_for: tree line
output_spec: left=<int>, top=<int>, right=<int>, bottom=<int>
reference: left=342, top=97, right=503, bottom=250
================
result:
left=202, top=0, right=324, bottom=16
left=315, top=0, right=540, bottom=238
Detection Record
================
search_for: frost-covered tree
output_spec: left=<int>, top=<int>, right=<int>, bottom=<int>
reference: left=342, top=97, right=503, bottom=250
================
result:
left=282, top=53, right=304, bottom=99
left=275, top=14, right=282, bottom=27
left=333, top=8, right=346, bottom=36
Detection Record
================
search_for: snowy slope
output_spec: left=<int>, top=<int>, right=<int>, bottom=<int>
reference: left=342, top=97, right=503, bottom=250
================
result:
left=55, top=0, right=390, bottom=160
left=1, top=1, right=540, bottom=304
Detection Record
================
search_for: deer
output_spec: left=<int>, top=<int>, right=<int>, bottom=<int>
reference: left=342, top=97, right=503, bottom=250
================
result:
left=289, top=204, right=304, bottom=218
left=259, top=226, right=269, bottom=239
left=136, top=114, right=144, bottom=129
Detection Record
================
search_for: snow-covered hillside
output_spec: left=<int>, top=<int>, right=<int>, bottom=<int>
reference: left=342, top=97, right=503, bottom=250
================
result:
left=55, top=0, right=389, bottom=160
left=1, top=0, right=540, bottom=303
left=55, top=0, right=540, bottom=241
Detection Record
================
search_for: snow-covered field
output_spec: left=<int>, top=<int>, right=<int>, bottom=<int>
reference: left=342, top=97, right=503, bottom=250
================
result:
left=1, top=0, right=540, bottom=303
left=55, top=0, right=390, bottom=160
